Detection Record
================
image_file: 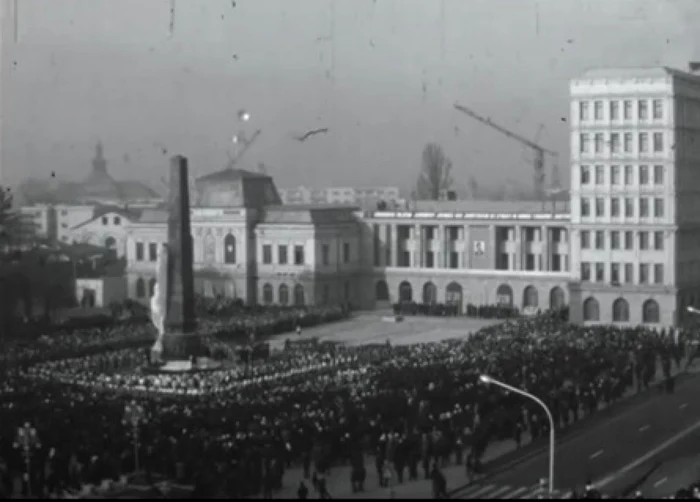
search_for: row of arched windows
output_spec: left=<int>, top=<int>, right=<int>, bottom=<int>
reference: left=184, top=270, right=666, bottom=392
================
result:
left=583, top=297, right=660, bottom=323
left=377, top=280, right=566, bottom=310
left=135, top=277, right=157, bottom=298
left=262, top=283, right=305, bottom=306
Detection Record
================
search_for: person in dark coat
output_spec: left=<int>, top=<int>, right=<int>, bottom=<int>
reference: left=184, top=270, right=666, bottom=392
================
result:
left=298, top=481, right=309, bottom=499
left=431, top=463, right=447, bottom=499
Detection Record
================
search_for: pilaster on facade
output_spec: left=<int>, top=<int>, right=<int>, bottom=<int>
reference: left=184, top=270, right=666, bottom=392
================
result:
left=542, top=226, right=550, bottom=272
left=514, top=226, right=522, bottom=271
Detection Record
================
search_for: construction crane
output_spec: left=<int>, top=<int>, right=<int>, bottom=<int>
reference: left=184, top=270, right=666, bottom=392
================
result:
left=454, top=103, right=558, bottom=207
left=229, top=129, right=262, bottom=167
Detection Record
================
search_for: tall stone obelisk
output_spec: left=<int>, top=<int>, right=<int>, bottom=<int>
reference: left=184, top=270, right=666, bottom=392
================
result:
left=161, top=155, right=200, bottom=359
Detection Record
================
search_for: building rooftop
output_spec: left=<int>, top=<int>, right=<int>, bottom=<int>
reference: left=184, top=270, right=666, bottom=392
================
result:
left=408, top=199, right=569, bottom=214
left=71, top=205, right=143, bottom=230
left=576, top=66, right=700, bottom=84
left=18, top=143, right=160, bottom=204
left=196, top=168, right=272, bottom=184
left=261, top=204, right=359, bottom=225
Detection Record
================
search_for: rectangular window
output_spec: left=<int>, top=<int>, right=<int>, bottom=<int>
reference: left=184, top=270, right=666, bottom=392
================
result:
left=611, top=165, right=621, bottom=185
left=294, top=245, right=305, bottom=265
left=639, top=263, right=649, bottom=284
left=654, top=165, right=664, bottom=185
left=652, top=99, right=663, bottom=120
left=640, top=198, right=649, bottom=218
left=611, top=231, right=620, bottom=249
left=448, top=226, right=460, bottom=241
left=595, top=230, right=605, bottom=250
left=611, top=198, right=620, bottom=217
left=373, top=225, right=381, bottom=266
left=102, top=216, right=108, bottom=225
left=580, top=134, right=590, bottom=153
left=653, top=132, right=664, bottom=153
left=278, top=245, right=288, bottom=265
left=610, top=133, right=621, bottom=153
left=625, top=198, right=634, bottom=217
left=654, top=198, right=664, bottom=218
left=595, top=263, right=605, bottom=282
left=654, top=231, right=664, bottom=250
left=262, top=244, right=272, bottom=264
left=113, top=216, right=121, bottom=225
left=580, top=230, right=590, bottom=249
left=639, top=133, right=649, bottom=153
left=449, top=252, right=459, bottom=269
left=638, top=100, right=649, bottom=120
left=136, top=242, right=144, bottom=261
left=595, top=165, right=605, bottom=185
left=551, top=254, right=561, bottom=272
left=625, top=263, right=634, bottom=283
left=321, top=244, right=329, bottom=265
left=611, top=263, right=621, bottom=284
left=581, top=198, right=591, bottom=217
left=610, top=100, right=620, bottom=120
left=579, top=101, right=590, bottom=121
left=426, top=251, right=435, bottom=268
left=581, top=262, right=591, bottom=281
left=624, top=165, right=634, bottom=185
left=580, top=165, right=591, bottom=184
left=343, top=242, right=350, bottom=263
left=594, top=133, right=605, bottom=153
left=639, top=165, right=649, bottom=185
left=148, top=242, right=158, bottom=262
left=624, top=133, right=633, bottom=152
left=654, top=264, right=664, bottom=284
left=595, top=197, right=605, bottom=217
left=623, top=100, right=633, bottom=120
left=525, top=254, right=535, bottom=271
left=639, top=231, right=649, bottom=250
left=594, top=100, right=604, bottom=120
left=497, top=253, right=509, bottom=270
left=625, top=231, right=634, bottom=250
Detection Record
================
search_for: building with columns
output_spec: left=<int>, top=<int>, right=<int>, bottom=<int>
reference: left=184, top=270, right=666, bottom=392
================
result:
left=123, top=66, right=700, bottom=328
left=358, top=200, right=572, bottom=315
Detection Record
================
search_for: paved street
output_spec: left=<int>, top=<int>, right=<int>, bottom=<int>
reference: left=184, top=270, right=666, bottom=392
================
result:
left=452, top=368, right=700, bottom=498
left=598, top=426, right=700, bottom=498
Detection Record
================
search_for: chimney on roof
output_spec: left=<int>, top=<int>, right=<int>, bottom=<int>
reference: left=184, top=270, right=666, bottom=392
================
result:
left=689, top=62, right=700, bottom=73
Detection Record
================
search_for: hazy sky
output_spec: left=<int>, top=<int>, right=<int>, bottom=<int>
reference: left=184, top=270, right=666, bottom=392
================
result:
left=2, top=0, right=699, bottom=193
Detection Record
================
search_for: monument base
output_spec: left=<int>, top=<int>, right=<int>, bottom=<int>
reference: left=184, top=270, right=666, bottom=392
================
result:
left=153, top=332, right=205, bottom=361
left=141, top=357, right=225, bottom=375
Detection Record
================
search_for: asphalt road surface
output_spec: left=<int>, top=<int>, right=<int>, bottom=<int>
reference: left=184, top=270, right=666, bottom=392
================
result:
left=454, top=374, right=700, bottom=499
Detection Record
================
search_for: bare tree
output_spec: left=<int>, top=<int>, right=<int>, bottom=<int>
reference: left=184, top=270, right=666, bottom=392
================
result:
left=415, top=143, right=454, bottom=200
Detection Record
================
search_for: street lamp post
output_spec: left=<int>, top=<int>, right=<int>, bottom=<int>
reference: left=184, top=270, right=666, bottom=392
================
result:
left=13, top=422, right=41, bottom=497
left=480, top=375, right=555, bottom=497
left=122, top=401, right=147, bottom=473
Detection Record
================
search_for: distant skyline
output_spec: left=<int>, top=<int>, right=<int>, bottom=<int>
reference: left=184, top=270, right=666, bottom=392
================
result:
left=2, top=0, right=699, bottom=194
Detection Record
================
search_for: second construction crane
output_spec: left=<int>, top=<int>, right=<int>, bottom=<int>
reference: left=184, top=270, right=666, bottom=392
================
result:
left=454, top=103, right=558, bottom=205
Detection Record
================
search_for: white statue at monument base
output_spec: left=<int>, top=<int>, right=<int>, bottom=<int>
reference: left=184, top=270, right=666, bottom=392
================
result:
left=150, top=244, right=169, bottom=364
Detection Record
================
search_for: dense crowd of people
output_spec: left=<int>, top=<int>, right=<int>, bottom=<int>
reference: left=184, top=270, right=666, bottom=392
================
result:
left=0, top=304, right=691, bottom=499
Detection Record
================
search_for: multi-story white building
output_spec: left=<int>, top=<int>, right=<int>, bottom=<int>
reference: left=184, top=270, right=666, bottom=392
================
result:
left=569, top=66, right=700, bottom=325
